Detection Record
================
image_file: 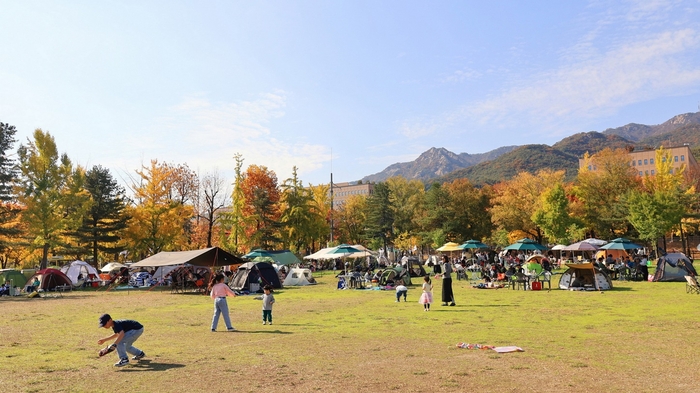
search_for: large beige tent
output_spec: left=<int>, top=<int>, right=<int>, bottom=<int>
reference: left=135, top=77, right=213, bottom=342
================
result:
left=130, top=247, right=244, bottom=268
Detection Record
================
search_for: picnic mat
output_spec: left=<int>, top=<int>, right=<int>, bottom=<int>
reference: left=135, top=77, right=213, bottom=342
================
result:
left=457, top=343, right=524, bottom=353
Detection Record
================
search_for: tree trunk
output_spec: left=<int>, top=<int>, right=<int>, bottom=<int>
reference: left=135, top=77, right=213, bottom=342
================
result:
left=41, top=243, right=49, bottom=270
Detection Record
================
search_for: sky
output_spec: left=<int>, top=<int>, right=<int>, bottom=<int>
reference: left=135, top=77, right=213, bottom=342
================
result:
left=2, top=0, right=700, bottom=187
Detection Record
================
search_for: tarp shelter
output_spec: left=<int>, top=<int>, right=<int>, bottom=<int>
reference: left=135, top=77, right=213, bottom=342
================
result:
left=60, top=261, right=101, bottom=286
left=130, top=247, right=244, bottom=268
left=151, top=265, right=181, bottom=285
left=559, top=263, right=613, bottom=291
left=229, top=262, right=282, bottom=292
left=244, top=249, right=302, bottom=266
left=1, top=269, right=27, bottom=288
left=28, top=268, right=73, bottom=291
left=652, top=253, right=698, bottom=282
left=283, top=268, right=316, bottom=286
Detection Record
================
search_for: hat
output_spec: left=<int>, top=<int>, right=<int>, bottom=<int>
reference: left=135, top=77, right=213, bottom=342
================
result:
left=98, top=313, right=111, bottom=327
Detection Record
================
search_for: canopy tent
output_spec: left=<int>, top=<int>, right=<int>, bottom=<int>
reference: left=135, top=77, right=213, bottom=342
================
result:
left=582, top=238, right=608, bottom=246
left=559, top=263, right=613, bottom=291
left=652, top=253, right=698, bottom=282
left=150, top=265, right=182, bottom=285
left=282, top=268, right=316, bottom=286
left=1, top=269, right=28, bottom=288
left=60, top=261, right=101, bottom=286
left=243, top=249, right=302, bottom=266
left=130, top=247, right=244, bottom=268
left=302, top=244, right=369, bottom=260
left=303, top=247, right=335, bottom=260
left=100, top=262, right=126, bottom=273
left=550, top=244, right=566, bottom=250
left=504, top=238, right=548, bottom=251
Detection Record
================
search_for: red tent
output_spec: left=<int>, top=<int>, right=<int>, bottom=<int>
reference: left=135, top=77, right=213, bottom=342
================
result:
left=29, top=268, right=73, bottom=291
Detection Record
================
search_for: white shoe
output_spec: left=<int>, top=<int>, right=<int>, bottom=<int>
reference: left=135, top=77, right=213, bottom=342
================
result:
left=263, top=321, right=266, bottom=325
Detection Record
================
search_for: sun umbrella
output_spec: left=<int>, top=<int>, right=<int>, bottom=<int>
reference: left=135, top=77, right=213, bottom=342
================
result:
left=562, top=241, right=599, bottom=251
left=436, top=242, right=462, bottom=252
left=458, top=240, right=489, bottom=250
left=550, top=244, right=566, bottom=250
left=503, top=238, right=548, bottom=251
left=599, top=238, right=643, bottom=250
left=582, top=238, right=608, bottom=246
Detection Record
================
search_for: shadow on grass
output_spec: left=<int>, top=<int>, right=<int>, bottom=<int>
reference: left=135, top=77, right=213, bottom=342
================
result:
left=239, top=330, right=293, bottom=334
left=0, top=294, right=95, bottom=301
left=119, top=359, right=185, bottom=372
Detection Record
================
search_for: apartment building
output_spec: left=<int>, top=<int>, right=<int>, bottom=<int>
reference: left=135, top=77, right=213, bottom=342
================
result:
left=579, top=145, right=699, bottom=176
left=331, top=182, right=373, bottom=208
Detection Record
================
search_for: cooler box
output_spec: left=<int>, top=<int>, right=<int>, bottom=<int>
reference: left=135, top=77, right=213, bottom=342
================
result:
left=531, top=281, right=542, bottom=291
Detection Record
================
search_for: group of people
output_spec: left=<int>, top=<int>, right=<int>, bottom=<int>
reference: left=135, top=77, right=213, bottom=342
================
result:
left=594, top=254, right=650, bottom=280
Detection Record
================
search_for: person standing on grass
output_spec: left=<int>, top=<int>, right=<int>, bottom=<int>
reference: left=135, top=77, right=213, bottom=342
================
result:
left=262, top=284, right=275, bottom=325
left=441, top=255, right=456, bottom=306
left=419, top=275, right=433, bottom=311
left=209, top=273, right=237, bottom=332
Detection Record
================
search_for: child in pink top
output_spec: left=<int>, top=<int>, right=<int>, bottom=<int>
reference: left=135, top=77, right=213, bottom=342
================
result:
left=209, top=273, right=237, bottom=332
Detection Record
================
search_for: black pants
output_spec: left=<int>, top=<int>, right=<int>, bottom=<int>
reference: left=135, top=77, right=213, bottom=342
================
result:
left=442, top=277, right=454, bottom=304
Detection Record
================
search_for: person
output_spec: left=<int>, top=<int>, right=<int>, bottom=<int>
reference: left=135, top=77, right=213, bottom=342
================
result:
left=209, top=273, right=237, bottom=332
left=0, top=282, right=9, bottom=296
left=261, top=284, right=275, bottom=325
left=97, top=314, right=146, bottom=367
left=419, top=275, right=433, bottom=311
left=395, top=283, right=408, bottom=302
left=440, top=255, right=456, bottom=306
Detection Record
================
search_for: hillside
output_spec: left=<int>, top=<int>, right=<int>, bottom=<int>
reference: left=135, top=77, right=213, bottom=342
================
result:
left=552, top=131, right=633, bottom=157
left=637, top=124, right=700, bottom=149
left=434, top=145, right=579, bottom=185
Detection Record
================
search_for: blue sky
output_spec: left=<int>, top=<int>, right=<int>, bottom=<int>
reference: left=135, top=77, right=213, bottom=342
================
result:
left=2, top=0, right=700, bottom=187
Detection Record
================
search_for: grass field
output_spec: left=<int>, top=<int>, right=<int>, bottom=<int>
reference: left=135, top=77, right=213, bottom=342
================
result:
left=1, top=271, right=699, bottom=393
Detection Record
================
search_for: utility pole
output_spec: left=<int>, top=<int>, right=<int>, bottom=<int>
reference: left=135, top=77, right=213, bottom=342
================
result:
left=329, top=172, right=334, bottom=247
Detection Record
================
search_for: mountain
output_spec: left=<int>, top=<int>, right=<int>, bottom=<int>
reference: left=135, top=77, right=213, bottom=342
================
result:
left=434, top=145, right=579, bottom=185
left=361, top=145, right=518, bottom=183
left=603, top=112, right=700, bottom=141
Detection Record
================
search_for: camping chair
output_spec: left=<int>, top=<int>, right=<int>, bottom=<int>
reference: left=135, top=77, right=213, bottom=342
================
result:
left=538, top=271, right=552, bottom=290
left=510, top=273, right=529, bottom=290
left=685, top=276, right=700, bottom=294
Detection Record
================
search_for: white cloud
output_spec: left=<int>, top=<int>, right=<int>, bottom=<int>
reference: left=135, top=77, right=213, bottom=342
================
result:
left=131, top=92, right=330, bottom=183
left=441, top=67, right=481, bottom=83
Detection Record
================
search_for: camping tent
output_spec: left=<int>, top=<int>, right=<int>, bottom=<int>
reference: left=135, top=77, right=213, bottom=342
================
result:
left=60, top=261, right=101, bottom=286
left=229, top=262, right=282, bottom=292
left=27, top=268, right=73, bottom=291
left=282, top=268, right=316, bottom=286
left=559, top=263, right=613, bottom=291
left=100, top=262, right=126, bottom=273
left=130, top=247, right=244, bottom=268
left=1, top=269, right=28, bottom=289
left=652, top=253, right=698, bottom=282
left=379, top=266, right=411, bottom=286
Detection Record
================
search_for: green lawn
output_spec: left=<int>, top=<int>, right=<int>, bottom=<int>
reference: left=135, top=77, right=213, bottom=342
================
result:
left=1, top=271, right=698, bottom=392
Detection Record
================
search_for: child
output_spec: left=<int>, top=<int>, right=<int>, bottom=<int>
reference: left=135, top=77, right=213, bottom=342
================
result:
left=262, top=284, right=275, bottom=325
left=395, top=283, right=408, bottom=302
left=209, top=273, right=237, bottom=332
left=419, top=275, right=433, bottom=311
left=97, top=314, right=146, bottom=367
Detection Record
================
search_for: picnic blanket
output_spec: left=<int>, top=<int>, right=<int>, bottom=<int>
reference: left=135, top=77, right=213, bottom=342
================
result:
left=457, top=343, right=524, bottom=353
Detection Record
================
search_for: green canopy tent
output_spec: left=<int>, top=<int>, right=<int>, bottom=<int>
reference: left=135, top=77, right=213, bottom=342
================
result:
left=243, top=249, right=302, bottom=266
left=503, top=238, right=548, bottom=251
left=599, top=238, right=643, bottom=250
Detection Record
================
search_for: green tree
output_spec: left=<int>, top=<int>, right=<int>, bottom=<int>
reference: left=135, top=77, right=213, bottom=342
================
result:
left=420, top=182, right=452, bottom=247
left=16, top=129, right=77, bottom=269
left=531, top=183, right=580, bottom=244
left=221, top=153, right=246, bottom=253
left=280, top=166, right=313, bottom=252
left=364, top=182, right=394, bottom=252
left=444, top=179, right=493, bottom=242
left=70, top=166, right=128, bottom=265
left=0, top=122, right=22, bottom=269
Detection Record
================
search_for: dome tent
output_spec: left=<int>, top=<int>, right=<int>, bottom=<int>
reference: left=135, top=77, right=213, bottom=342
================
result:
left=229, top=262, right=282, bottom=292
left=652, top=253, right=697, bottom=282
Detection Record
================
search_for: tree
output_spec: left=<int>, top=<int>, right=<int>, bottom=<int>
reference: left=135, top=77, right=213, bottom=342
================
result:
left=124, top=160, right=194, bottom=257
left=335, top=194, right=367, bottom=245
left=198, top=171, right=229, bottom=248
left=221, top=153, right=246, bottom=253
left=16, top=129, right=79, bottom=269
left=0, top=122, right=23, bottom=267
left=531, top=182, right=581, bottom=244
left=364, top=182, right=394, bottom=252
left=575, top=148, right=640, bottom=238
left=307, top=183, right=331, bottom=251
left=420, top=182, right=452, bottom=247
left=279, top=167, right=313, bottom=252
left=386, top=177, right=425, bottom=236
left=239, top=165, right=281, bottom=250
left=444, top=179, right=493, bottom=242
left=70, top=166, right=129, bottom=265
left=490, top=170, right=565, bottom=243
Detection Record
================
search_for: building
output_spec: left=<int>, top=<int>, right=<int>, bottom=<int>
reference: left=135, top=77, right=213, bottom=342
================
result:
left=579, top=145, right=699, bottom=176
left=331, top=181, right=373, bottom=209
